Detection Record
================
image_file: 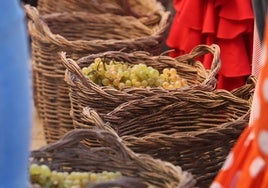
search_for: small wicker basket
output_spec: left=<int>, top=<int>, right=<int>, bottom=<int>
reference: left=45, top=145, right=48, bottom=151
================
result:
left=61, top=44, right=221, bottom=131
left=25, top=4, right=169, bottom=143
left=78, top=76, right=256, bottom=187
left=30, top=128, right=196, bottom=188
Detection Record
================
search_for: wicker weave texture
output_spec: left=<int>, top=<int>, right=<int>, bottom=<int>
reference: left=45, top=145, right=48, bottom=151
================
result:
left=30, top=128, right=196, bottom=188
left=25, top=4, right=169, bottom=143
left=37, top=0, right=166, bottom=27
left=61, top=44, right=221, bottom=131
left=77, top=76, right=256, bottom=187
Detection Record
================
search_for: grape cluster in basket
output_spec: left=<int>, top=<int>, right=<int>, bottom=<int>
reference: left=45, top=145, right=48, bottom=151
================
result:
left=81, top=58, right=188, bottom=90
left=30, top=164, right=122, bottom=188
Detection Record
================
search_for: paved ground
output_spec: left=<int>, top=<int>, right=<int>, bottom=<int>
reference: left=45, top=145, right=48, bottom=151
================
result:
left=31, top=110, right=46, bottom=150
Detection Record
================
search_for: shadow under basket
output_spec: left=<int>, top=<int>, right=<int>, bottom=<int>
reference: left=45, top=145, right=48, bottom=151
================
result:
left=30, top=128, right=196, bottom=188
left=25, top=4, right=169, bottom=143
left=79, top=76, right=256, bottom=187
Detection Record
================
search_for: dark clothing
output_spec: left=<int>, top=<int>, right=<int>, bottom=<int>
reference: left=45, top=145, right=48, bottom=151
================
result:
left=21, top=0, right=37, bottom=7
left=252, top=0, right=268, bottom=42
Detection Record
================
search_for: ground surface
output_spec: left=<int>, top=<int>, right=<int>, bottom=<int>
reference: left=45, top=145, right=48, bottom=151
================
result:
left=31, top=110, right=46, bottom=150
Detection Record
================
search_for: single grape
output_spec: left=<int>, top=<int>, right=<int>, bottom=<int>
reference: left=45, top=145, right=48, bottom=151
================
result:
left=174, top=81, right=182, bottom=88
left=169, top=68, right=177, bottom=75
left=163, top=68, right=170, bottom=75
left=118, top=82, right=126, bottom=90
left=123, top=71, right=130, bottom=78
left=102, top=78, right=110, bottom=86
left=29, top=164, right=41, bottom=175
left=131, top=78, right=138, bottom=85
left=90, top=173, right=98, bottom=182
left=149, top=69, right=159, bottom=78
left=125, top=80, right=132, bottom=87
left=170, top=74, right=180, bottom=82
left=81, top=67, right=90, bottom=75
left=162, top=82, right=170, bottom=89
left=40, top=165, right=51, bottom=177
left=147, top=78, right=155, bottom=86
left=133, top=81, right=141, bottom=87
left=141, top=80, right=148, bottom=87
left=113, top=79, right=120, bottom=87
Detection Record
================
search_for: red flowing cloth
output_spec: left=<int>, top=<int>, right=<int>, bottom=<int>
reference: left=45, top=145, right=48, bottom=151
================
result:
left=166, top=0, right=254, bottom=90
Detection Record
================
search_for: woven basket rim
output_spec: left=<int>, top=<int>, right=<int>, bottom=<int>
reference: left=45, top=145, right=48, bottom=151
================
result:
left=81, top=103, right=249, bottom=138
left=78, top=76, right=255, bottom=140
left=61, top=44, right=221, bottom=99
left=37, top=0, right=167, bottom=19
left=25, top=5, right=170, bottom=50
left=30, top=128, right=196, bottom=188
left=105, top=78, right=255, bottom=115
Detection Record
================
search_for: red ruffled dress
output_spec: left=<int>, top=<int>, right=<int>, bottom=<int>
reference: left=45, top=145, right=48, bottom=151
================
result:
left=166, top=0, right=254, bottom=90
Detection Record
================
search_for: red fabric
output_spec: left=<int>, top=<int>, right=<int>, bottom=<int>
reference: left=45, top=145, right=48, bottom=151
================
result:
left=217, top=75, right=247, bottom=91
left=167, top=0, right=254, bottom=90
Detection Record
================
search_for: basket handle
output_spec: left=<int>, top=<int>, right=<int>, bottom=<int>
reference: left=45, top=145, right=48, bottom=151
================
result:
left=80, top=107, right=196, bottom=188
left=230, top=75, right=257, bottom=104
left=60, top=52, right=120, bottom=99
left=36, top=127, right=193, bottom=188
left=200, top=44, right=221, bottom=89
left=24, top=5, right=86, bottom=50
left=59, top=52, right=97, bottom=88
left=176, top=44, right=221, bottom=90
left=81, top=107, right=118, bottom=134
left=24, top=5, right=45, bottom=35
left=24, top=5, right=60, bottom=43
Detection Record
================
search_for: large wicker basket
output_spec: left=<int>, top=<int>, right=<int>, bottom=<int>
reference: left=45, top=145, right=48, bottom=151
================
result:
left=78, top=76, right=256, bottom=187
left=61, top=44, right=221, bottom=130
left=30, top=128, right=196, bottom=188
left=25, top=5, right=169, bottom=143
left=37, top=0, right=166, bottom=27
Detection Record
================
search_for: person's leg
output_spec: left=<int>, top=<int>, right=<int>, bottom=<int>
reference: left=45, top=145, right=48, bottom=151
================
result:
left=0, top=1, right=32, bottom=188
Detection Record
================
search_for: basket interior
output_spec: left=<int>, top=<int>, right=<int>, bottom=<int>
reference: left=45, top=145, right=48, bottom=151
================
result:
left=30, top=128, right=194, bottom=188
left=38, top=0, right=165, bottom=26
left=43, top=13, right=152, bottom=42
left=76, top=51, right=207, bottom=87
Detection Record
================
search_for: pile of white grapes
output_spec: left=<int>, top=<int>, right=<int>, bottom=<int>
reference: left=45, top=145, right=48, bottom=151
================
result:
left=81, top=58, right=188, bottom=90
left=29, top=164, right=122, bottom=188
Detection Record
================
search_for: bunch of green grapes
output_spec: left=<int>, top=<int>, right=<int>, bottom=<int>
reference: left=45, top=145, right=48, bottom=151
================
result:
left=160, top=68, right=188, bottom=90
left=81, top=58, right=188, bottom=90
left=29, top=164, right=122, bottom=188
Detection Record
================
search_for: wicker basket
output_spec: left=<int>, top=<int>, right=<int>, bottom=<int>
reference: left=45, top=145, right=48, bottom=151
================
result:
left=25, top=5, right=169, bottom=143
left=78, top=76, right=256, bottom=187
left=37, top=0, right=167, bottom=27
left=60, top=44, right=221, bottom=130
left=30, top=128, right=196, bottom=188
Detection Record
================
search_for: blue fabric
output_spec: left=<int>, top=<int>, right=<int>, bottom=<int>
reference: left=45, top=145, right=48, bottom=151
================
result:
left=0, top=1, right=32, bottom=188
